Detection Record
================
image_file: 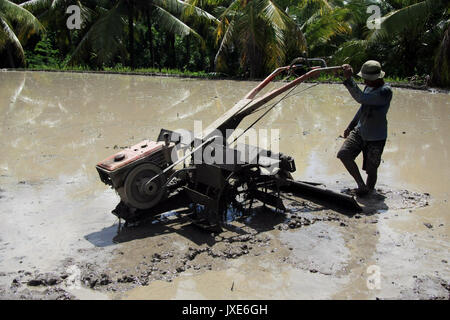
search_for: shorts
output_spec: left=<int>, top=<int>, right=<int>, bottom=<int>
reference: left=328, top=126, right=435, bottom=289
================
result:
left=337, top=128, right=386, bottom=173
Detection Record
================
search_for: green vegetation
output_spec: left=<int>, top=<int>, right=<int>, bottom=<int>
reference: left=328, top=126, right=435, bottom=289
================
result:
left=1, top=0, right=449, bottom=87
left=25, top=64, right=216, bottom=78
left=25, top=34, right=60, bottom=68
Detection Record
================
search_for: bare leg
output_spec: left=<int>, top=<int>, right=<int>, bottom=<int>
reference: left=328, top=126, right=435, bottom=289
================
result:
left=366, top=169, right=378, bottom=191
left=340, top=158, right=369, bottom=194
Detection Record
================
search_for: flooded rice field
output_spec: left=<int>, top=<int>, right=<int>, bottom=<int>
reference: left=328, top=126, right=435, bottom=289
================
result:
left=0, top=71, right=449, bottom=300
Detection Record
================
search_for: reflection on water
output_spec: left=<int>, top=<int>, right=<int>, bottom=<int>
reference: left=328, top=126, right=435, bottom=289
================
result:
left=1, top=71, right=449, bottom=197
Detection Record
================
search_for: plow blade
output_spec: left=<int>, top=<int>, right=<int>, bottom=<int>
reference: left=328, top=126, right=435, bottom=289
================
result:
left=281, top=179, right=362, bottom=213
left=250, top=189, right=286, bottom=212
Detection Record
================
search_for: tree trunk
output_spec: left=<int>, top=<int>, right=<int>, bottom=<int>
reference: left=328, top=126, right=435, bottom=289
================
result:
left=146, top=9, right=155, bottom=69
left=209, top=48, right=215, bottom=72
left=128, top=1, right=135, bottom=69
left=153, top=24, right=161, bottom=71
left=156, top=31, right=161, bottom=72
left=403, top=37, right=417, bottom=76
left=249, top=40, right=257, bottom=79
left=184, top=36, right=190, bottom=70
left=163, top=33, right=170, bottom=69
left=170, top=33, right=176, bottom=69
left=7, top=46, right=15, bottom=68
left=432, top=25, right=450, bottom=87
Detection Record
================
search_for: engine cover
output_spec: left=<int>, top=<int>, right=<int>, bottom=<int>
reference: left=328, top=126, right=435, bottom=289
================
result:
left=97, top=140, right=165, bottom=172
left=96, top=140, right=175, bottom=189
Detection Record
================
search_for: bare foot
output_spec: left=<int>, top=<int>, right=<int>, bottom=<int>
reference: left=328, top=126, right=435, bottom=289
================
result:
left=343, top=187, right=370, bottom=197
left=355, top=185, right=370, bottom=196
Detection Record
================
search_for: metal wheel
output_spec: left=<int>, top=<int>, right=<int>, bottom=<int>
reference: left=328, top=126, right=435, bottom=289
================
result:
left=123, top=163, right=167, bottom=210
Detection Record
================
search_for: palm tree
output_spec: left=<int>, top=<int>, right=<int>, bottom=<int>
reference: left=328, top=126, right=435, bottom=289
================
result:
left=20, top=0, right=99, bottom=67
left=21, top=0, right=214, bottom=68
left=333, top=0, right=449, bottom=84
left=0, top=0, right=43, bottom=67
left=135, top=0, right=217, bottom=70
left=67, top=0, right=214, bottom=68
left=298, top=0, right=380, bottom=57
left=212, top=0, right=306, bottom=78
left=432, top=25, right=450, bottom=87
left=184, top=0, right=221, bottom=71
left=368, top=0, right=449, bottom=80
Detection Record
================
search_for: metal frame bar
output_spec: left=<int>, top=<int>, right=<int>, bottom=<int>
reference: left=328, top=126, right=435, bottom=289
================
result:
left=202, top=65, right=343, bottom=139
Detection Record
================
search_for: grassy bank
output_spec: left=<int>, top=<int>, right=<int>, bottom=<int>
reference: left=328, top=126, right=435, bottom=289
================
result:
left=7, top=66, right=443, bottom=91
left=24, top=65, right=217, bottom=79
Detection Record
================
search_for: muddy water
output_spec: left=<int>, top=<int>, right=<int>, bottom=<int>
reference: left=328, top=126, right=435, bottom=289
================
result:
left=0, top=71, right=449, bottom=299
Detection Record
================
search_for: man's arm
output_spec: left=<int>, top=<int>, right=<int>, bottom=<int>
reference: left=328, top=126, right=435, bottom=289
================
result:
left=341, top=65, right=361, bottom=138
left=343, top=78, right=392, bottom=106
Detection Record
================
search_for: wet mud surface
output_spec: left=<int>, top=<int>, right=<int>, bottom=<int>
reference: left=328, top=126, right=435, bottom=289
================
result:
left=0, top=71, right=449, bottom=299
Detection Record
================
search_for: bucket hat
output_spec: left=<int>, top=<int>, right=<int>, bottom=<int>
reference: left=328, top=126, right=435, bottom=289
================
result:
left=357, top=60, right=385, bottom=81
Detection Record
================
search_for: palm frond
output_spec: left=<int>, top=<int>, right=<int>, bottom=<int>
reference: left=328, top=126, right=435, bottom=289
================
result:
left=214, top=18, right=235, bottom=71
left=369, top=0, right=445, bottom=42
left=433, top=24, right=450, bottom=86
left=303, top=8, right=350, bottom=46
left=69, top=0, right=127, bottom=65
left=153, top=4, right=204, bottom=44
left=0, top=16, right=25, bottom=64
left=332, top=39, right=368, bottom=66
left=20, top=0, right=53, bottom=13
left=216, top=0, right=243, bottom=20
left=163, top=0, right=220, bottom=24
left=1, top=0, right=44, bottom=37
left=0, top=0, right=43, bottom=65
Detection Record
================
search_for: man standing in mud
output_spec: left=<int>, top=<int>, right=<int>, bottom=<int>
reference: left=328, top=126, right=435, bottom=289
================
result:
left=338, top=60, right=393, bottom=196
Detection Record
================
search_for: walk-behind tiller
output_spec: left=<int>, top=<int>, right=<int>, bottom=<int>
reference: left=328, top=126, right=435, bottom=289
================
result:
left=96, top=58, right=361, bottom=230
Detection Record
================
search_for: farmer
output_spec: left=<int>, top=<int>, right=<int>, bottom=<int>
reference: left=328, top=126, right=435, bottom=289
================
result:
left=337, top=60, right=393, bottom=196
